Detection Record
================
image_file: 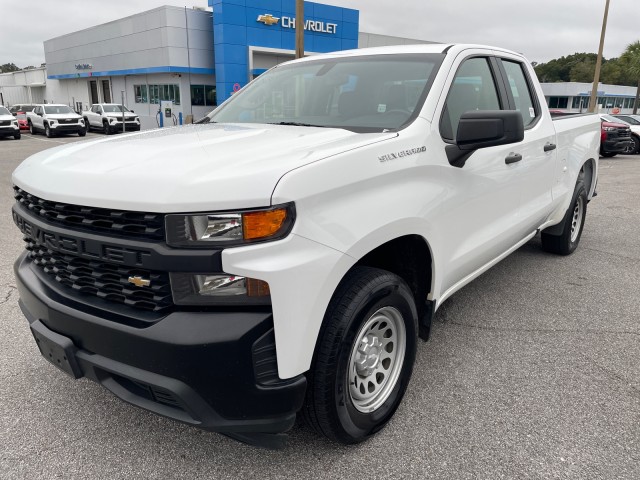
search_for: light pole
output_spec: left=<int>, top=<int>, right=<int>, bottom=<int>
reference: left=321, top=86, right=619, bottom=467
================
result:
left=295, top=0, right=304, bottom=59
left=589, top=0, right=611, bottom=113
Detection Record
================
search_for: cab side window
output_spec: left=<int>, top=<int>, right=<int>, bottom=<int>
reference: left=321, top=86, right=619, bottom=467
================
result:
left=440, top=58, right=501, bottom=141
left=501, top=60, right=538, bottom=128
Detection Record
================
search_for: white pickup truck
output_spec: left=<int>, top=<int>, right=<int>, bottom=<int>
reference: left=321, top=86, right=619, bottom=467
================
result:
left=82, top=103, right=141, bottom=134
left=27, top=104, right=86, bottom=137
left=12, top=44, right=599, bottom=448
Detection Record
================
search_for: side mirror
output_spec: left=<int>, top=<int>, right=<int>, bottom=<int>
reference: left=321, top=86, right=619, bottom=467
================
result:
left=456, top=110, right=524, bottom=150
left=38, top=112, right=43, bottom=116
left=446, top=110, right=524, bottom=168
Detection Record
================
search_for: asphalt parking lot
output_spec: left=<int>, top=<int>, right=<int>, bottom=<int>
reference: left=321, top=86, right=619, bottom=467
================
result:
left=1, top=132, right=638, bottom=479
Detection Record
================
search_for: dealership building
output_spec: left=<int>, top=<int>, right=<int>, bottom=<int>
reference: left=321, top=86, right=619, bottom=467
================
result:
left=0, top=0, right=434, bottom=128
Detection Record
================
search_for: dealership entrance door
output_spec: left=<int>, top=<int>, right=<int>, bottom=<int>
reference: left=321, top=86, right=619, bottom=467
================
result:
left=102, top=80, right=111, bottom=103
left=89, top=80, right=99, bottom=104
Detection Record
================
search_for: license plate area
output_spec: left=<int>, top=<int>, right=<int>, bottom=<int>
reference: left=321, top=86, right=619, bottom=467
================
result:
left=30, top=320, right=82, bottom=379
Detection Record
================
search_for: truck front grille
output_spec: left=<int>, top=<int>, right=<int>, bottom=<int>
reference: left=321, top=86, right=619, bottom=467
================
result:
left=25, top=238, right=173, bottom=312
left=618, top=128, right=631, bottom=138
left=0, top=120, right=10, bottom=126
left=14, top=187, right=165, bottom=241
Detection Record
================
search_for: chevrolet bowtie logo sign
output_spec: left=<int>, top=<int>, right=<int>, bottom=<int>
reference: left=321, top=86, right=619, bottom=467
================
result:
left=257, top=14, right=280, bottom=26
left=128, top=276, right=151, bottom=287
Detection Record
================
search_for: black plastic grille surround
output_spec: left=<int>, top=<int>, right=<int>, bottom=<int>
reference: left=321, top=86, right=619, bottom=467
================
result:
left=617, top=128, right=631, bottom=138
left=25, top=238, right=173, bottom=312
left=14, top=187, right=165, bottom=241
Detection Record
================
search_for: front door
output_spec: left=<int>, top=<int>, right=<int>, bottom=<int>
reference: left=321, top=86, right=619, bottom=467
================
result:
left=432, top=54, right=526, bottom=296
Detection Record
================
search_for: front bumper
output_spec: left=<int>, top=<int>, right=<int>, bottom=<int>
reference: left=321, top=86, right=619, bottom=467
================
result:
left=50, top=122, right=84, bottom=133
left=0, top=125, right=19, bottom=136
left=15, top=252, right=306, bottom=444
left=602, top=136, right=632, bottom=154
left=108, top=121, right=140, bottom=131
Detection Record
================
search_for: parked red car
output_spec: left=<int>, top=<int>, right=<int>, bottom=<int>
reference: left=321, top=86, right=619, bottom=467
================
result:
left=15, top=113, right=29, bottom=130
left=600, top=119, right=632, bottom=157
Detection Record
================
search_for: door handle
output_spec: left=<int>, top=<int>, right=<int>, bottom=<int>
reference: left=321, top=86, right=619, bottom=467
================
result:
left=544, top=142, right=557, bottom=152
left=505, top=153, right=522, bottom=164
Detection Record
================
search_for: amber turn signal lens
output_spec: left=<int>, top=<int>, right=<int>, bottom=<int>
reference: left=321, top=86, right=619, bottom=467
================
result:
left=242, top=208, right=287, bottom=240
left=247, top=278, right=270, bottom=297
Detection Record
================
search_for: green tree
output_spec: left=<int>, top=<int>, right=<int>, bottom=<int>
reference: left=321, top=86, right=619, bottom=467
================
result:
left=0, top=63, right=20, bottom=73
left=620, top=41, right=640, bottom=113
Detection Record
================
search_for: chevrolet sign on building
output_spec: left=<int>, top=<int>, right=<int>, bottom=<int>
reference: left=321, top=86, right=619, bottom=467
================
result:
left=214, top=0, right=359, bottom=102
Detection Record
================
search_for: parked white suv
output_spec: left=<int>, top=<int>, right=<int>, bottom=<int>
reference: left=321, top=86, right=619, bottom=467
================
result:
left=27, top=104, right=86, bottom=137
left=83, top=104, right=140, bottom=134
left=0, top=106, right=21, bottom=140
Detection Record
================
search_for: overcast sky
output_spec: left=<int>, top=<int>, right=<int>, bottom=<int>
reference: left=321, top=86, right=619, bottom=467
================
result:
left=1, top=0, right=638, bottom=67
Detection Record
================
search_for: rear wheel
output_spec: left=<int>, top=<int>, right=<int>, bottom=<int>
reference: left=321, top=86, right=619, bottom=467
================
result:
left=28, top=121, right=36, bottom=135
left=541, top=180, right=587, bottom=255
left=302, top=266, right=418, bottom=444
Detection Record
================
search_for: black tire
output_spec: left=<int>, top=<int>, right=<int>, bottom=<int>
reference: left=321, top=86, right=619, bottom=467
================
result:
left=541, top=180, right=587, bottom=255
left=28, top=121, right=36, bottom=135
left=83, top=118, right=90, bottom=132
left=14, top=131, right=21, bottom=140
left=601, top=152, right=617, bottom=158
left=44, top=123, right=53, bottom=138
left=78, top=128, right=86, bottom=137
left=103, top=121, right=112, bottom=135
left=302, top=266, right=418, bottom=444
left=629, top=136, right=640, bottom=154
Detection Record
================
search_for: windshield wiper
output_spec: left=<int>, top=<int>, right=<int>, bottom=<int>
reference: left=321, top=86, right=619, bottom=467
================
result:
left=195, top=117, right=216, bottom=124
left=268, top=121, right=328, bottom=128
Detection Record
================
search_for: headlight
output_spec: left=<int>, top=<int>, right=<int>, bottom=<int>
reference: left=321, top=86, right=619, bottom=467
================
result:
left=602, top=126, right=617, bottom=131
left=110, top=118, right=116, bottom=123
left=165, top=203, right=295, bottom=247
left=170, top=273, right=270, bottom=305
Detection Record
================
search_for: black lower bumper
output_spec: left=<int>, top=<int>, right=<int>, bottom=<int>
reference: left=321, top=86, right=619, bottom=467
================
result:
left=15, top=253, right=306, bottom=445
left=602, top=137, right=631, bottom=154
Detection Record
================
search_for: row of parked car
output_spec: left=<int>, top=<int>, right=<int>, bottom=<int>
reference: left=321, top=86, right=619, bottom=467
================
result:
left=0, top=103, right=141, bottom=140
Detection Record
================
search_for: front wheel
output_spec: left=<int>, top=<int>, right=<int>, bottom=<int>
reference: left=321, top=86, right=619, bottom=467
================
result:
left=626, top=136, right=640, bottom=154
left=14, top=131, right=21, bottom=140
left=302, top=266, right=418, bottom=444
left=541, top=181, right=587, bottom=255
left=103, top=122, right=112, bottom=135
left=44, top=123, right=53, bottom=138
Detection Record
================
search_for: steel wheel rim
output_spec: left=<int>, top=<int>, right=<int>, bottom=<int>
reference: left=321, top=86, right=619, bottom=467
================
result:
left=347, top=306, right=406, bottom=413
left=570, top=195, right=584, bottom=243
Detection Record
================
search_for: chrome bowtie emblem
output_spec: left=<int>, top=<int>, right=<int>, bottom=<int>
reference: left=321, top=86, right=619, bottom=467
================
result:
left=257, top=14, right=280, bottom=26
left=128, top=276, right=151, bottom=287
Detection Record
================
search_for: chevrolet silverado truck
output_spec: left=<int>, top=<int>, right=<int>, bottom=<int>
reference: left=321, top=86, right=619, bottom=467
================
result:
left=27, top=104, right=86, bottom=137
left=83, top=103, right=141, bottom=134
left=12, top=44, right=599, bottom=448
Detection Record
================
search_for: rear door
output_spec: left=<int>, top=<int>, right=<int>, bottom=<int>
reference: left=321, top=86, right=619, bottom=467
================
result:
left=495, top=56, right=556, bottom=229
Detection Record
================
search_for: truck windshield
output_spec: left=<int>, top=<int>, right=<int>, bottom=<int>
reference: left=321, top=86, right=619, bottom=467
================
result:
left=103, top=105, right=130, bottom=113
left=209, top=53, right=444, bottom=132
left=44, top=105, right=74, bottom=114
left=0, top=107, right=10, bottom=115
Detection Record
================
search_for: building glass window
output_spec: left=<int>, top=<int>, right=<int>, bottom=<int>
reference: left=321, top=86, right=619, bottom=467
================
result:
left=134, top=85, right=148, bottom=103
left=548, top=96, right=568, bottom=109
left=135, top=84, right=180, bottom=105
left=191, top=85, right=216, bottom=106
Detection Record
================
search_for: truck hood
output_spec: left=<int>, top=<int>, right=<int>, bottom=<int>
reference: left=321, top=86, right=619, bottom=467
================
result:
left=13, top=123, right=396, bottom=212
left=0, top=114, right=15, bottom=122
left=103, top=112, right=136, bottom=119
left=44, top=113, right=82, bottom=120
